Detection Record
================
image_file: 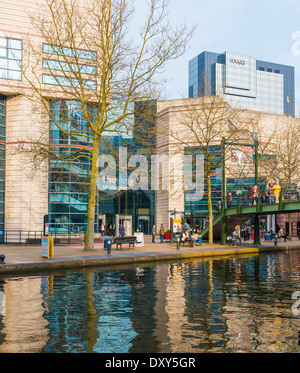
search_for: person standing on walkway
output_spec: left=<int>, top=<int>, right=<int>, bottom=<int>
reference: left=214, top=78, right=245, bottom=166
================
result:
left=120, top=224, right=125, bottom=237
left=267, top=182, right=275, bottom=204
left=160, top=224, right=165, bottom=243
left=107, top=224, right=113, bottom=236
left=233, top=225, right=243, bottom=247
left=226, top=192, right=233, bottom=208
left=273, top=181, right=281, bottom=203
left=251, top=185, right=258, bottom=205
left=100, top=223, right=105, bottom=236
left=152, top=224, right=156, bottom=243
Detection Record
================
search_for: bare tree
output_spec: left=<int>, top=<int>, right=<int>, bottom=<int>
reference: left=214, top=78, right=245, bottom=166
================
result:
left=12, top=0, right=194, bottom=250
left=274, top=118, right=300, bottom=238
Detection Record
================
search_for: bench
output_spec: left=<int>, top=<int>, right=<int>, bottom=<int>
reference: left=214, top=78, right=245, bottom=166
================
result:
left=112, top=235, right=138, bottom=249
left=270, top=233, right=289, bottom=245
left=181, top=237, right=198, bottom=247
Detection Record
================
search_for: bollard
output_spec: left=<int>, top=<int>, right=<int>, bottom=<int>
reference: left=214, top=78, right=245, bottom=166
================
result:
left=0, top=254, right=5, bottom=264
left=107, top=239, right=112, bottom=254
left=49, top=236, right=54, bottom=258
left=176, top=237, right=180, bottom=250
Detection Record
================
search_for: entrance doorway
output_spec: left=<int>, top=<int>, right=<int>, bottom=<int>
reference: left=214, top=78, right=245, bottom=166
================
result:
left=138, top=216, right=150, bottom=234
left=115, top=214, right=132, bottom=236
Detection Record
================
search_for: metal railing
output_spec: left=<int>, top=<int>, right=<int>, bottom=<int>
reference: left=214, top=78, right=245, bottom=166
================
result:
left=1, top=231, right=44, bottom=245
left=0, top=231, right=105, bottom=245
left=225, top=189, right=300, bottom=210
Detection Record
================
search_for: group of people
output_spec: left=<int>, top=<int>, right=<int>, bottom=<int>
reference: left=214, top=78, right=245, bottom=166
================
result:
left=225, top=181, right=282, bottom=208
left=99, top=223, right=126, bottom=237
left=151, top=224, right=201, bottom=246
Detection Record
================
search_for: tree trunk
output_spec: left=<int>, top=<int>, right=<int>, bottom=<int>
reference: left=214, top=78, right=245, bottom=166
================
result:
left=84, top=136, right=100, bottom=251
left=288, top=213, right=292, bottom=240
left=207, top=176, right=213, bottom=245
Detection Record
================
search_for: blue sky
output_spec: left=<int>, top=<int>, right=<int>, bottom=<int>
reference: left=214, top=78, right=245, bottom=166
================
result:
left=139, top=0, right=300, bottom=114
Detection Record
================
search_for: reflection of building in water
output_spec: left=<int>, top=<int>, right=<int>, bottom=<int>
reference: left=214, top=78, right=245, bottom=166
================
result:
left=93, top=273, right=138, bottom=353
left=152, top=260, right=227, bottom=353
left=0, top=278, right=48, bottom=353
left=222, top=255, right=300, bottom=352
left=151, top=265, right=171, bottom=352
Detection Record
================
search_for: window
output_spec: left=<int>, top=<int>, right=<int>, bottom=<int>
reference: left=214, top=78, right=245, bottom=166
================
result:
left=267, top=68, right=272, bottom=72
left=43, top=59, right=96, bottom=75
left=43, top=44, right=96, bottom=61
left=0, top=37, right=22, bottom=81
left=275, top=69, right=280, bottom=74
left=43, top=74, right=96, bottom=90
left=258, top=67, right=265, bottom=71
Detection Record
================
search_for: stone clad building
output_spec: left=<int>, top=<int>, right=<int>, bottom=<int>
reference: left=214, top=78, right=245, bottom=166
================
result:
left=155, top=96, right=300, bottom=236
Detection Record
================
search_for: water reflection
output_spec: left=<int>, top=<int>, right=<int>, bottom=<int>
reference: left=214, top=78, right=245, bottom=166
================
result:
left=0, top=250, right=299, bottom=353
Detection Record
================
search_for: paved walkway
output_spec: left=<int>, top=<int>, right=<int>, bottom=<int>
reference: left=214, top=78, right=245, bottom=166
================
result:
left=0, top=235, right=299, bottom=275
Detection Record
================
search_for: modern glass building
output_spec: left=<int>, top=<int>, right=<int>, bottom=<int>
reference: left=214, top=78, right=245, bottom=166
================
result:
left=97, top=100, right=157, bottom=235
left=189, top=51, right=295, bottom=116
left=48, top=100, right=99, bottom=234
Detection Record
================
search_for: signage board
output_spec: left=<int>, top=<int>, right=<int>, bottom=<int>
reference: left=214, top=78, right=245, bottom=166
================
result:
left=173, top=218, right=182, bottom=233
left=134, top=232, right=144, bottom=247
left=42, top=236, right=49, bottom=258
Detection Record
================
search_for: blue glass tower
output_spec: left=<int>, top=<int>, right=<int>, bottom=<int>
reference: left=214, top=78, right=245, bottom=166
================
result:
left=189, top=51, right=295, bottom=117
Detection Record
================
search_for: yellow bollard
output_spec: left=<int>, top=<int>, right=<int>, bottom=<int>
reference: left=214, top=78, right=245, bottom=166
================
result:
left=49, top=236, right=54, bottom=258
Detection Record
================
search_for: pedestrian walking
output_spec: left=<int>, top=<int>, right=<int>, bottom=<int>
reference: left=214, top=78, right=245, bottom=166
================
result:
left=267, top=182, right=275, bottom=204
left=251, top=185, right=258, bottom=205
left=245, top=224, right=251, bottom=241
left=273, top=181, right=281, bottom=203
left=107, top=224, right=113, bottom=236
left=160, top=224, right=165, bottom=243
left=233, top=225, right=243, bottom=247
left=152, top=224, right=156, bottom=243
left=120, top=224, right=125, bottom=236
left=226, top=192, right=233, bottom=208
left=100, top=223, right=105, bottom=236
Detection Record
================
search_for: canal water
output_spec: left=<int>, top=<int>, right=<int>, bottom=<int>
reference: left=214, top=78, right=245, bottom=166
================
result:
left=0, top=250, right=300, bottom=353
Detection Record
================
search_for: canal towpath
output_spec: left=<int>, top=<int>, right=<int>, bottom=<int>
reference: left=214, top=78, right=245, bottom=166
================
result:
left=0, top=235, right=300, bottom=274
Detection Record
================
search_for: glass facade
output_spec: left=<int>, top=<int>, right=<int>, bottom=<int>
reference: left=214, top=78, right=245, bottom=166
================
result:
left=48, top=100, right=156, bottom=235
left=0, top=96, right=5, bottom=239
left=0, top=37, right=22, bottom=81
left=98, top=101, right=157, bottom=234
left=48, top=100, right=98, bottom=234
left=189, top=51, right=295, bottom=116
left=184, top=146, right=222, bottom=218
left=42, top=44, right=97, bottom=90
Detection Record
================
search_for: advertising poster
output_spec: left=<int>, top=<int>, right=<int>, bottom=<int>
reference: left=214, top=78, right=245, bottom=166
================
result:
left=134, top=232, right=144, bottom=247
left=42, top=236, right=49, bottom=258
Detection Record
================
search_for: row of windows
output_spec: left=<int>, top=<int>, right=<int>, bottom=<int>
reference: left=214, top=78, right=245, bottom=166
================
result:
left=43, top=44, right=96, bottom=61
left=43, top=59, right=97, bottom=75
left=43, top=74, right=96, bottom=90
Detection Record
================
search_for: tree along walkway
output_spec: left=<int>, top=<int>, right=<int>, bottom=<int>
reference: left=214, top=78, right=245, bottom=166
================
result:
left=199, top=199, right=300, bottom=243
